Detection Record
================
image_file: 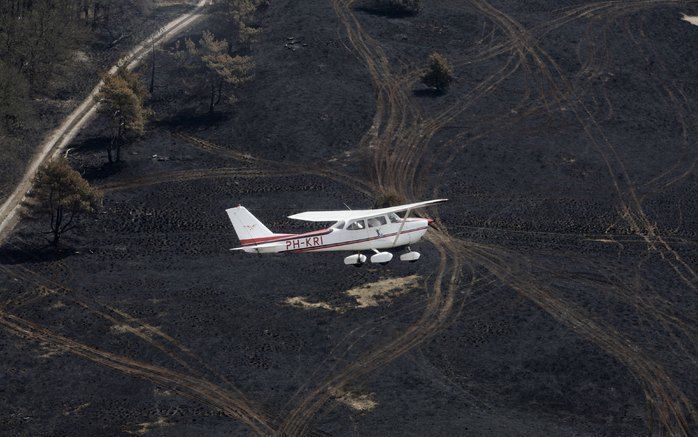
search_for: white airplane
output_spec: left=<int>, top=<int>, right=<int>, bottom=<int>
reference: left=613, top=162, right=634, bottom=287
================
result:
left=226, top=199, right=447, bottom=266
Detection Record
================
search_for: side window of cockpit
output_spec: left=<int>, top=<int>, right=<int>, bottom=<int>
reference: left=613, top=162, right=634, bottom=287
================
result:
left=346, top=220, right=366, bottom=230
left=367, top=216, right=387, bottom=228
left=388, top=213, right=401, bottom=223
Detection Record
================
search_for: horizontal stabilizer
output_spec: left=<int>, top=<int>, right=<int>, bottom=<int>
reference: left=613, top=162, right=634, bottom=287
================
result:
left=229, top=241, right=286, bottom=253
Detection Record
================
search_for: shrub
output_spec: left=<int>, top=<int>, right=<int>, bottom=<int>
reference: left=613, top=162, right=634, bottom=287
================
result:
left=421, top=52, right=454, bottom=92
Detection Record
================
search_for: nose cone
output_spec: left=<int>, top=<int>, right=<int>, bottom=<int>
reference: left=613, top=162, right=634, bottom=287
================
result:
left=426, top=218, right=434, bottom=224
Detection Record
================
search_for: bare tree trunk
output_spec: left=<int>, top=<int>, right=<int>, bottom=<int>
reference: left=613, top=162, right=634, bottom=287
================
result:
left=209, top=82, right=216, bottom=113
left=92, top=2, right=100, bottom=30
left=149, top=44, right=156, bottom=94
left=215, top=79, right=223, bottom=105
left=107, top=135, right=114, bottom=163
left=115, top=123, right=123, bottom=162
left=52, top=205, right=63, bottom=246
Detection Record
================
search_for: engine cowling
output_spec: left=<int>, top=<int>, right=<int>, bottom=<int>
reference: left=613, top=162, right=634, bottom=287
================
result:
left=370, top=252, right=393, bottom=265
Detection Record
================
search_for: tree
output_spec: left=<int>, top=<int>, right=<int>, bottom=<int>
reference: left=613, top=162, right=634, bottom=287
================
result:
left=175, top=31, right=254, bottom=113
left=421, top=52, right=454, bottom=92
left=96, top=67, right=150, bottom=163
left=220, top=0, right=265, bottom=53
left=31, top=158, right=102, bottom=247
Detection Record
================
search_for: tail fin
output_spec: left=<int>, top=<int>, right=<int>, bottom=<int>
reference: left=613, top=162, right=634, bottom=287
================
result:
left=226, top=205, right=276, bottom=245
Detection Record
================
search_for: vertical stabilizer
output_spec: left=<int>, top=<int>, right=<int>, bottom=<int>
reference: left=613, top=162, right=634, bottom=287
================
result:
left=226, top=206, right=275, bottom=245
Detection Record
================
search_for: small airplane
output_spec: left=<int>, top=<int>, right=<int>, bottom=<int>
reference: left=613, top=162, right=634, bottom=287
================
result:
left=226, top=199, right=447, bottom=266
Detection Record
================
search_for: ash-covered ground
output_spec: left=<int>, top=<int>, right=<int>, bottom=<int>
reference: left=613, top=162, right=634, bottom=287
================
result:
left=1, top=1, right=697, bottom=436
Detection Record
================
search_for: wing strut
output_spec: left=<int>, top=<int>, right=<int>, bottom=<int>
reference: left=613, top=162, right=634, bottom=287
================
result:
left=392, top=208, right=412, bottom=247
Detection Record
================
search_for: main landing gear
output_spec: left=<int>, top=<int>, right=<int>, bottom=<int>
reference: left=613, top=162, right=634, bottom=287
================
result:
left=343, top=247, right=420, bottom=266
left=370, top=251, right=393, bottom=265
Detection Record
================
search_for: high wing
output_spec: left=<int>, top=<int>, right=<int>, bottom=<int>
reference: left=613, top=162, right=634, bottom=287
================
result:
left=288, top=199, right=448, bottom=222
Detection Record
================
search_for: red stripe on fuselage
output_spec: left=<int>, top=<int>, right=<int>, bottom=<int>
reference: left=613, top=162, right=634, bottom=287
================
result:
left=239, top=228, right=332, bottom=246
left=291, top=226, right=428, bottom=253
left=239, top=234, right=293, bottom=245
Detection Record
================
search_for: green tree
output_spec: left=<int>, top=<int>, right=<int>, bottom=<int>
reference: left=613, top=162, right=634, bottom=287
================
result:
left=96, top=68, right=150, bottom=162
left=31, top=158, right=102, bottom=247
left=176, top=31, right=254, bottom=113
left=421, top=52, right=454, bottom=92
